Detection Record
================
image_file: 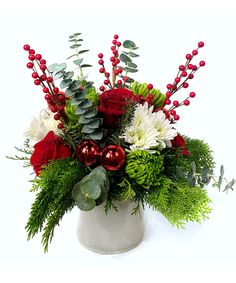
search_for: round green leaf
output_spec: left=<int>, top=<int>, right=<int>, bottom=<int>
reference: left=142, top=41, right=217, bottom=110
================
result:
left=80, top=181, right=101, bottom=200
left=120, top=53, right=132, bottom=63
left=123, top=40, right=136, bottom=49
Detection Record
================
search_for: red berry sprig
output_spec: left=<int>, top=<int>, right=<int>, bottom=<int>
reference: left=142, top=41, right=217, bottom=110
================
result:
left=163, top=41, right=205, bottom=121
left=98, top=34, right=124, bottom=91
left=24, top=44, right=67, bottom=127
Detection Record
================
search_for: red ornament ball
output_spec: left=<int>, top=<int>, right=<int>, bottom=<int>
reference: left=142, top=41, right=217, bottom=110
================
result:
left=76, top=140, right=101, bottom=167
left=101, top=145, right=125, bottom=171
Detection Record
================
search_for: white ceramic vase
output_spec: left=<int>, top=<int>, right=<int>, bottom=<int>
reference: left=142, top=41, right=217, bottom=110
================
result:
left=77, top=201, right=145, bottom=254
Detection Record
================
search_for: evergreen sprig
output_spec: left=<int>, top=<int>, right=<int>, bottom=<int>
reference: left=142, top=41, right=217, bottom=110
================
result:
left=25, top=158, right=88, bottom=252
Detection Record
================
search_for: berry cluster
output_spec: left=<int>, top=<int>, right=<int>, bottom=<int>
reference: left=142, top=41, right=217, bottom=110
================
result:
left=98, top=35, right=128, bottom=91
left=23, top=44, right=66, bottom=129
left=163, top=41, right=205, bottom=121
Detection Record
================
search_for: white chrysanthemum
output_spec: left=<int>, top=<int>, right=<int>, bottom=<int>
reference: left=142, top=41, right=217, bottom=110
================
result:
left=24, top=109, right=61, bottom=143
left=121, top=102, right=177, bottom=152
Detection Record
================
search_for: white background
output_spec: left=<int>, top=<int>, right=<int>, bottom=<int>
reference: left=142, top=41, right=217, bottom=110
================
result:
left=0, top=0, right=236, bottom=282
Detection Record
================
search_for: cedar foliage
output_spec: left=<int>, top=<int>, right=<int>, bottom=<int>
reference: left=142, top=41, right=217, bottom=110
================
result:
left=25, top=158, right=88, bottom=252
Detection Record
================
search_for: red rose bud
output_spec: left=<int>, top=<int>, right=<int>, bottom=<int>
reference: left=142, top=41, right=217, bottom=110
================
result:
left=30, top=131, right=71, bottom=175
left=76, top=140, right=101, bottom=167
left=171, top=134, right=190, bottom=156
left=101, top=145, right=125, bottom=171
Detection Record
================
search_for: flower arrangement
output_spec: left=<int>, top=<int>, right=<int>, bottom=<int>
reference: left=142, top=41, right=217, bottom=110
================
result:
left=9, top=33, right=235, bottom=252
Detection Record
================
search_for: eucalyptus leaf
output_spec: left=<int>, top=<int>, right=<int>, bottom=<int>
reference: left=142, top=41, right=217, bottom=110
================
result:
left=124, top=67, right=138, bottom=73
left=64, top=71, right=74, bottom=80
left=70, top=44, right=81, bottom=49
left=65, top=88, right=75, bottom=97
left=87, top=118, right=102, bottom=129
left=78, top=50, right=89, bottom=54
left=75, top=107, right=87, bottom=115
left=76, top=91, right=86, bottom=100
left=220, top=165, right=224, bottom=177
left=80, top=64, right=92, bottom=68
left=47, top=63, right=58, bottom=73
left=53, top=71, right=64, bottom=80
left=73, top=58, right=83, bottom=66
left=73, top=189, right=96, bottom=211
left=127, top=62, right=138, bottom=68
left=80, top=99, right=93, bottom=109
left=83, top=108, right=98, bottom=118
left=78, top=115, right=90, bottom=124
left=128, top=52, right=139, bottom=57
left=60, top=79, right=72, bottom=89
left=73, top=32, right=82, bottom=36
left=70, top=81, right=81, bottom=91
left=66, top=54, right=77, bottom=60
left=88, top=130, right=103, bottom=140
left=123, top=40, right=136, bottom=49
left=81, top=125, right=94, bottom=134
left=190, top=161, right=196, bottom=174
left=57, top=63, right=67, bottom=72
left=120, top=53, right=132, bottom=63
left=80, top=181, right=102, bottom=200
left=71, top=96, right=78, bottom=105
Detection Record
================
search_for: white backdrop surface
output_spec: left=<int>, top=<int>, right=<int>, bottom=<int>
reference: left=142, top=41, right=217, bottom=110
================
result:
left=0, top=0, right=236, bottom=282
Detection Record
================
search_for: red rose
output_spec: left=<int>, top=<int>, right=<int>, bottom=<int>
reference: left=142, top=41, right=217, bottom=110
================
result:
left=171, top=134, right=190, bottom=156
left=30, top=131, right=71, bottom=175
left=97, top=88, right=136, bottom=127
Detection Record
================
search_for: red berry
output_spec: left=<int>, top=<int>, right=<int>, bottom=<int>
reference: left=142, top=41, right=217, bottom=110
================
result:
left=111, top=46, right=116, bottom=50
left=40, top=64, right=47, bottom=71
left=189, top=92, right=196, bottom=98
left=114, top=70, right=120, bottom=75
left=179, top=65, right=185, bottom=71
left=44, top=94, right=51, bottom=100
left=57, top=123, right=64, bottom=129
left=192, top=65, right=198, bottom=71
left=118, top=67, right=123, bottom=73
left=186, top=54, right=192, bottom=60
left=99, top=67, right=105, bottom=73
left=112, top=49, right=118, bottom=55
left=188, top=64, right=193, bottom=69
left=147, top=84, right=153, bottom=90
left=35, top=54, right=42, bottom=60
left=166, top=91, right=172, bottom=98
left=105, top=72, right=110, bottom=77
left=174, top=114, right=180, bottom=120
left=23, top=44, right=30, bottom=51
left=98, top=53, right=103, bottom=58
left=98, top=59, right=104, bottom=65
left=123, top=76, right=129, bottom=82
left=47, top=77, right=53, bottom=83
left=99, top=86, right=105, bottom=91
left=112, top=39, right=117, bottom=45
left=112, top=62, right=117, bottom=67
left=192, top=50, right=198, bottom=56
left=54, top=113, right=60, bottom=120
left=181, top=71, right=187, bottom=77
left=53, top=87, right=59, bottom=94
left=34, top=79, right=40, bottom=85
left=184, top=99, right=190, bottom=106
left=104, top=79, right=109, bottom=85
left=175, top=77, right=180, bottom=83
left=173, top=100, right=179, bottom=106
left=117, top=42, right=121, bottom=47
left=116, top=59, right=120, bottom=64
left=199, top=61, right=205, bottom=67
left=114, top=35, right=119, bottom=39
left=28, top=54, right=35, bottom=61
left=58, top=94, right=65, bottom=102
left=165, top=99, right=171, bottom=105
left=117, top=80, right=122, bottom=85
left=188, top=74, right=194, bottom=79
left=29, top=49, right=35, bottom=54
left=27, top=62, right=34, bottom=68
left=40, top=74, right=47, bottom=81
left=170, top=109, right=176, bottom=115
left=32, top=72, right=38, bottom=79
left=198, top=41, right=204, bottom=48
left=51, top=106, right=57, bottom=113
left=43, top=87, right=49, bottom=93
left=40, top=59, right=46, bottom=64
left=110, top=56, right=115, bottom=62
left=167, top=84, right=173, bottom=90
left=183, top=82, right=189, bottom=88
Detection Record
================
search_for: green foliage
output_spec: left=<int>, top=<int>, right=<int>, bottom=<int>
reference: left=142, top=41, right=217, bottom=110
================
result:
left=72, top=166, right=109, bottom=211
left=131, top=81, right=166, bottom=107
left=25, top=158, right=88, bottom=252
left=146, top=177, right=212, bottom=228
left=163, top=137, right=215, bottom=186
left=126, top=150, right=164, bottom=188
left=6, top=139, right=32, bottom=167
